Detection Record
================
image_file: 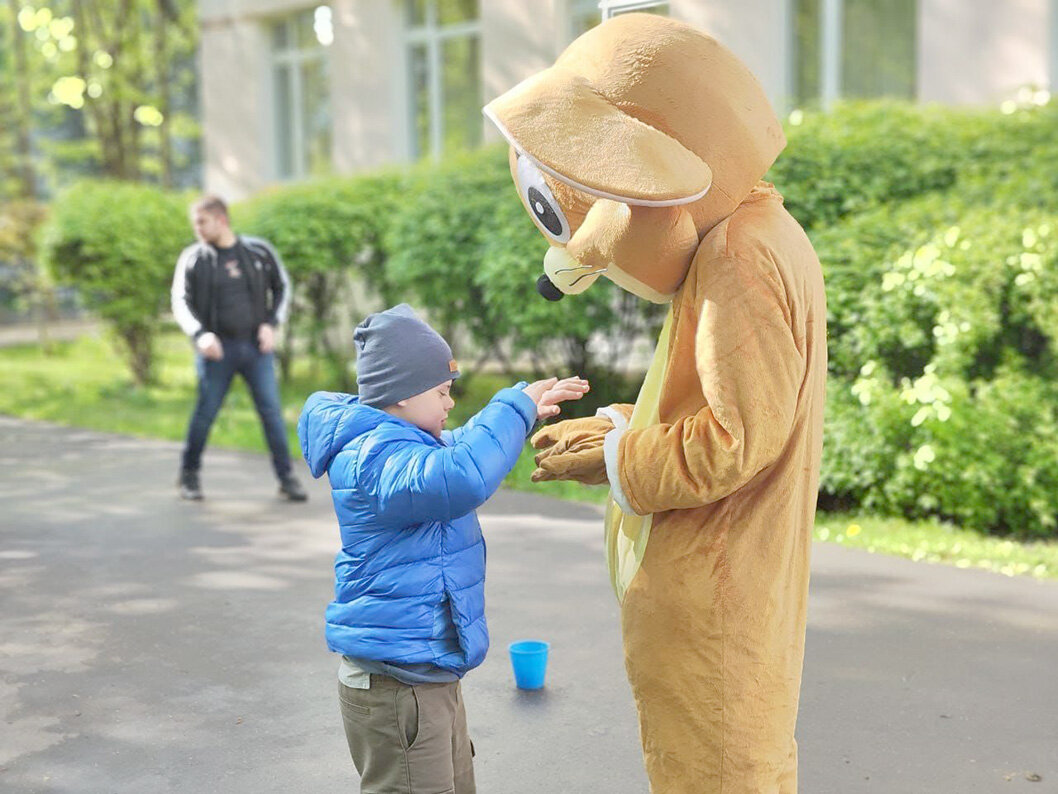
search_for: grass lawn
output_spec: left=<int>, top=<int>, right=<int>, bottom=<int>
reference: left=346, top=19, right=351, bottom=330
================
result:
left=3, top=329, right=1057, bottom=582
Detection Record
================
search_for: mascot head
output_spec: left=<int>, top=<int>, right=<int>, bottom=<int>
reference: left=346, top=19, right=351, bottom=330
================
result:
left=484, top=13, right=785, bottom=303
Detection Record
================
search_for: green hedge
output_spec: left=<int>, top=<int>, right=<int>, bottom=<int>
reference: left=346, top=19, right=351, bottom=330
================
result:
left=383, top=149, right=513, bottom=360
left=819, top=204, right=1058, bottom=537
left=781, top=102, right=1058, bottom=538
left=769, top=100, right=1058, bottom=231
left=768, top=102, right=961, bottom=230
left=237, top=173, right=404, bottom=388
left=823, top=364, right=1058, bottom=538
left=40, top=181, right=189, bottom=384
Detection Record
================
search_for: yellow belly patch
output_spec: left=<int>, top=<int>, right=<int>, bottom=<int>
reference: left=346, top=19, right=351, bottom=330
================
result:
left=605, top=306, right=673, bottom=602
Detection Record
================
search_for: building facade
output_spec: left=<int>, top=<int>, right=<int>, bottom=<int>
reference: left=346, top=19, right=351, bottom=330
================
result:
left=198, top=0, right=1058, bottom=199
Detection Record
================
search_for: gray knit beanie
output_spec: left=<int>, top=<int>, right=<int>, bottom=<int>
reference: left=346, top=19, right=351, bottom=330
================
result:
left=354, top=304, right=460, bottom=407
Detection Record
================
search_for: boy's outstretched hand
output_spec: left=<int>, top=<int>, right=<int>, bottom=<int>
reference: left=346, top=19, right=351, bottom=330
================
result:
left=522, top=376, right=590, bottom=420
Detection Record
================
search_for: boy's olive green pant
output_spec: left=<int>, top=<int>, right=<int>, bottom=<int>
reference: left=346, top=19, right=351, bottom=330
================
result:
left=338, top=676, right=476, bottom=794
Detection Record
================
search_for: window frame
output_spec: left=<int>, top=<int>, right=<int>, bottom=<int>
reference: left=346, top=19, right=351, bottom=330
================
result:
left=789, top=0, right=917, bottom=110
left=599, top=0, right=669, bottom=19
left=403, top=0, right=482, bottom=160
left=1050, top=0, right=1058, bottom=93
left=567, top=0, right=602, bottom=41
left=569, top=0, right=668, bottom=43
left=270, top=6, right=333, bottom=181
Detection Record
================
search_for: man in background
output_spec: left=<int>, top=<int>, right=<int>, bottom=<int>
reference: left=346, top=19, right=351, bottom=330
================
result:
left=170, top=195, right=307, bottom=503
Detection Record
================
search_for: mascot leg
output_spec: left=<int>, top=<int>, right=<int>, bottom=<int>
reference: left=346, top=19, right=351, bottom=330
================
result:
left=620, top=516, right=799, bottom=794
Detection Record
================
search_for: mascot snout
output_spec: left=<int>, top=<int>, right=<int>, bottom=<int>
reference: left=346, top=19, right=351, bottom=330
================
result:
left=540, top=245, right=603, bottom=298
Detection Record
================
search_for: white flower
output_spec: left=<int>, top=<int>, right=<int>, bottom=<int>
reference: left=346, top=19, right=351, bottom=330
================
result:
left=913, top=444, right=936, bottom=471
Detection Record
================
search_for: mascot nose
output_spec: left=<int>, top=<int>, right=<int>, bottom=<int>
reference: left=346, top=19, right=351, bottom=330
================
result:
left=536, top=274, right=565, bottom=301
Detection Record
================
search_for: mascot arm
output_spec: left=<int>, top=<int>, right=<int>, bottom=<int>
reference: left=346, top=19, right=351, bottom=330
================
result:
left=615, top=255, right=803, bottom=515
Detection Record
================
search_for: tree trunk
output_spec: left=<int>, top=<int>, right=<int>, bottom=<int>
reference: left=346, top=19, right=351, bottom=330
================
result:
left=155, top=0, right=173, bottom=187
left=278, top=322, right=295, bottom=383
left=73, top=0, right=141, bottom=179
left=7, top=0, right=36, bottom=198
left=71, top=0, right=117, bottom=172
left=120, top=325, right=154, bottom=386
left=33, top=263, right=60, bottom=355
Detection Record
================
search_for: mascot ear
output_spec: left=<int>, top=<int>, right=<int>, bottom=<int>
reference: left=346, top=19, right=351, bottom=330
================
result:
left=485, top=70, right=712, bottom=207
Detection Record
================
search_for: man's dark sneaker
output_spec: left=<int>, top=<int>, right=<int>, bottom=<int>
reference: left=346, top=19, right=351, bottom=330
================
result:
left=279, top=475, right=308, bottom=502
left=179, top=469, right=203, bottom=501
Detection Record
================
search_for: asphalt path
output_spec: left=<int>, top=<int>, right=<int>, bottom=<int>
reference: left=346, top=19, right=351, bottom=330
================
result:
left=1, top=417, right=1055, bottom=793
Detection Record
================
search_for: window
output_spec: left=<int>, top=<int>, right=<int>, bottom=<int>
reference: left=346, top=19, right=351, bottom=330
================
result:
left=405, top=0, right=482, bottom=159
left=1050, top=0, right=1058, bottom=91
left=569, top=0, right=668, bottom=42
left=601, top=0, right=669, bottom=20
left=569, top=0, right=601, bottom=40
left=792, top=0, right=917, bottom=108
left=271, top=6, right=333, bottom=180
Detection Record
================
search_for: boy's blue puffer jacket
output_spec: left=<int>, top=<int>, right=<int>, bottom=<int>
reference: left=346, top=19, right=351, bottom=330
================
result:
left=297, top=386, right=536, bottom=676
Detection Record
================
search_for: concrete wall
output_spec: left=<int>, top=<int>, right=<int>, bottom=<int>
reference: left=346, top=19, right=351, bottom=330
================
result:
left=481, top=0, right=563, bottom=144
left=200, top=11, right=273, bottom=200
left=674, top=0, right=790, bottom=112
left=1052, top=0, right=1058, bottom=88
left=918, top=0, right=1049, bottom=103
left=200, top=0, right=310, bottom=20
left=331, top=0, right=405, bottom=171
left=197, top=0, right=1057, bottom=199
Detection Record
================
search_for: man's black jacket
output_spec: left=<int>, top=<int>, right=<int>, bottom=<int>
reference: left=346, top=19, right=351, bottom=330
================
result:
left=170, top=236, right=291, bottom=339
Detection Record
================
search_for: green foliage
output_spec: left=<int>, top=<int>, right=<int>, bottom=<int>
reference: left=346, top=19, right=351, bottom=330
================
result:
left=39, top=180, right=188, bottom=383
left=887, top=370, right=1058, bottom=538
left=821, top=207, right=1058, bottom=537
left=0, top=0, right=200, bottom=198
left=767, top=100, right=1058, bottom=537
left=859, top=212, right=1056, bottom=381
left=768, top=102, right=961, bottom=230
left=825, top=365, right=1058, bottom=539
left=384, top=148, right=511, bottom=356
left=770, top=100, right=1058, bottom=231
left=237, top=172, right=404, bottom=387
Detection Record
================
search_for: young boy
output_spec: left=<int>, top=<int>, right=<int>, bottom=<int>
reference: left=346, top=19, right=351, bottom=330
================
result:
left=297, top=303, right=588, bottom=793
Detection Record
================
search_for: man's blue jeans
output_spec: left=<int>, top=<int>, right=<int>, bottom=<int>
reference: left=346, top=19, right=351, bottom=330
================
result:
left=181, top=338, right=291, bottom=478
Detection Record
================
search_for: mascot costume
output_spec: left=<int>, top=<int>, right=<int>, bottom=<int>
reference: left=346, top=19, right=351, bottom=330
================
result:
left=483, top=14, right=827, bottom=793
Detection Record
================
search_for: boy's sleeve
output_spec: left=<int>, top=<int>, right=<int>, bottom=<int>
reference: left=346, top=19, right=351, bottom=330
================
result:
left=441, top=381, right=532, bottom=447
left=364, top=386, right=537, bottom=527
left=440, top=418, right=474, bottom=448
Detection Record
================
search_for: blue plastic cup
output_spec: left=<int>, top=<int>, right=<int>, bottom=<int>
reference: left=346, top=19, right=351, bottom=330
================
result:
left=508, top=640, right=550, bottom=690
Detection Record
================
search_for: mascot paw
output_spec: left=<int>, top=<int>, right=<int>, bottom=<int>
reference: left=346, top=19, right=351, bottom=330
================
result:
left=530, top=416, right=613, bottom=484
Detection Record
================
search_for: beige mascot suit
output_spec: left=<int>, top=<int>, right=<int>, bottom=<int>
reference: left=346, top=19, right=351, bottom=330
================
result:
left=484, top=14, right=827, bottom=794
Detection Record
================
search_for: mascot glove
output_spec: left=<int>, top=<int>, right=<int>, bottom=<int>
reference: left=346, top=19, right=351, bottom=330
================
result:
left=530, top=415, right=613, bottom=484
left=531, top=405, right=631, bottom=486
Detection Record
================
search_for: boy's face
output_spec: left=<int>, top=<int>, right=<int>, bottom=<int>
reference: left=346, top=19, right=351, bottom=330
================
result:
left=386, top=380, right=455, bottom=438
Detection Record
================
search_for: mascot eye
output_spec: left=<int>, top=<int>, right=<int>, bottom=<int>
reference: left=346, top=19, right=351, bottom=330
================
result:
left=528, top=187, right=563, bottom=237
left=516, top=154, right=570, bottom=244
